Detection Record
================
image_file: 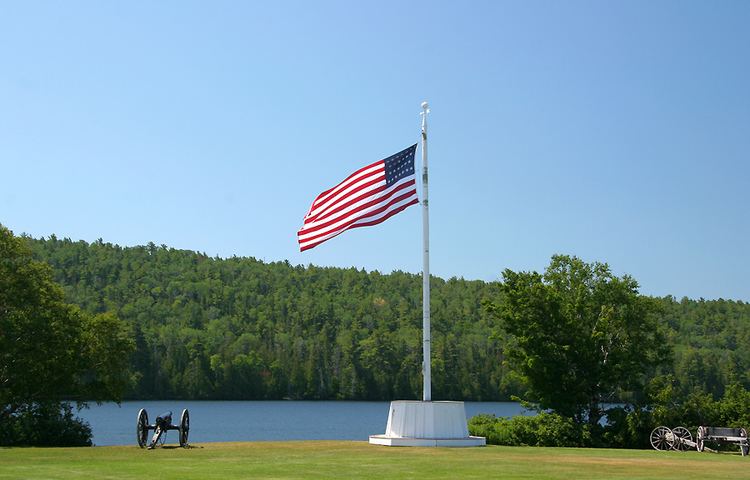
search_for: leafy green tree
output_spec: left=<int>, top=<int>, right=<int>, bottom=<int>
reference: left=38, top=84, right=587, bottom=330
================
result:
left=0, top=225, right=133, bottom=445
left=488, top=255, right=669, bottom=426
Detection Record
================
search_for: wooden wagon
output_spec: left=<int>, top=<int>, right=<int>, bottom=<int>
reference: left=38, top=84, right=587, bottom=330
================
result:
left=697, top=426, right=748, bottom=457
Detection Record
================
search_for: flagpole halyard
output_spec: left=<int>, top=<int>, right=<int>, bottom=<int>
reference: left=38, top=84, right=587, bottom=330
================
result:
left=420, top=101, right=431, bottom=402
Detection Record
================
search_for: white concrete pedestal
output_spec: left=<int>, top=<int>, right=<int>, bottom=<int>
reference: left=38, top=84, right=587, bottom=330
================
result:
left=369, top=401, right=485, bottom=447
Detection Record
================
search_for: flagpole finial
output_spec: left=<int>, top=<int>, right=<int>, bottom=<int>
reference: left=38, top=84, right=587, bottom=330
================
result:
left=421, top=101, right=429, bottom=110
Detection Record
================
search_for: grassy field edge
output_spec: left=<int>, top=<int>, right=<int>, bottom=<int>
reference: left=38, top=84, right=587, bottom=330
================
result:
left=1, top=440, right=748, bottom=480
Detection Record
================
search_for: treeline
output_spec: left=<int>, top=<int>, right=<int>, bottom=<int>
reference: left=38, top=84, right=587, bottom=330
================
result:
left=661, top=297, right=750, bottom=398
left=25, top=235, right=750, bottom=401
left=26, top=236, right=509, bottom=401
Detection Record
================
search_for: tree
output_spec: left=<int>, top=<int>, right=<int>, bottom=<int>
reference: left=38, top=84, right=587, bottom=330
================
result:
left=0, top=225, right=133, bottom=445
left=488, top=255, right=669, bottom=427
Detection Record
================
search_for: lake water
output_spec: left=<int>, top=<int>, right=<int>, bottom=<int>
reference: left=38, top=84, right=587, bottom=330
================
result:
left=78, top=401, right=531, bottom=446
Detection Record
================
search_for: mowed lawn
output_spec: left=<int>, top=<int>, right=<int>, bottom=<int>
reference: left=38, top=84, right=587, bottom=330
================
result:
left=1, top=441, right=748, bottom=480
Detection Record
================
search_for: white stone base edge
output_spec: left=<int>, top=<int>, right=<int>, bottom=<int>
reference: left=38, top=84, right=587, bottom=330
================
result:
left=368, top=435, right=486, bottom=447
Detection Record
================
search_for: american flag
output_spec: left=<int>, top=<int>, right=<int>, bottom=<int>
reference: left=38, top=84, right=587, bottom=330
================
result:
left=298, top=144, right=419, bottom=251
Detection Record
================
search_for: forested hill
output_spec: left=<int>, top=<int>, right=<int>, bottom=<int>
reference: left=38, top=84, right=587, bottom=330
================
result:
left=26, top=236, right=506, bottom=401
left=25, top=235, right=750, bottom=401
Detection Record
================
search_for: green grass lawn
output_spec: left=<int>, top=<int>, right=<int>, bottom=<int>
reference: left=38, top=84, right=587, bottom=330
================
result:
left=0, top=441, right=747, bottom=480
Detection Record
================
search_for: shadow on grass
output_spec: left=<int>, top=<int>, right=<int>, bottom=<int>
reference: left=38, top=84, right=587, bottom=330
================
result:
left=149, top=444, right=203, bottom=450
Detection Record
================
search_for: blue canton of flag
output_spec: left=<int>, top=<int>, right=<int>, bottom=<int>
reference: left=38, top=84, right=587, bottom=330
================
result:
left=384, top=147, right=416, bottom=186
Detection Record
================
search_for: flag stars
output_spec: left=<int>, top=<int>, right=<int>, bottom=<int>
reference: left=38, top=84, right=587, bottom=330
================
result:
left=384, top=144, right=417, bottom=186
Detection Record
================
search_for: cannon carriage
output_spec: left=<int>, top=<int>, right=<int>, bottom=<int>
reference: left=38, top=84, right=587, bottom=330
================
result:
left=136, top=408, right=190, bottom=449
left=650, top=425, right=748, bottom=456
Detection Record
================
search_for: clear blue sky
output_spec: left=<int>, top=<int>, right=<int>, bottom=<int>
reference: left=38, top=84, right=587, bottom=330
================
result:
left=1, top=1, right=748, bottom=301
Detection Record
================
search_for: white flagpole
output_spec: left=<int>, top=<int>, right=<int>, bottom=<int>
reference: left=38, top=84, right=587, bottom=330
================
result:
left=420, top=101, right=431, bottom=402
left=369, top=101, right=484, bottom=448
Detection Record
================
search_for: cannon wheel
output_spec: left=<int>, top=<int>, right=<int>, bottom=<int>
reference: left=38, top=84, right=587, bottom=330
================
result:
left=650, top=426, right=673, bottom=451
left=179, top=408, right=190, bottom=448
left=696, top=426, right=706, bottom=452
left=136, top=409, right=149, bottom=448
left=671, top=426, right=692, bottom=451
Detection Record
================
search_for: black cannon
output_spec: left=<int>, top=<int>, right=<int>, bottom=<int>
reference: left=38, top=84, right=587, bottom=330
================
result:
left=136, top=408, right=190, bottom=449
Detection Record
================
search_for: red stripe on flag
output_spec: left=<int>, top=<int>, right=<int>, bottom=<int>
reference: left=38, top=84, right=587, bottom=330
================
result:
left=298, top=186, right=417, bottom=250
left=300, top=180, right=415, bottom=236
left=305, top=171, right=386, bottom=225
left=306, top=162, right=384, bottom=216
left=299, top=198, right=419, bottom=252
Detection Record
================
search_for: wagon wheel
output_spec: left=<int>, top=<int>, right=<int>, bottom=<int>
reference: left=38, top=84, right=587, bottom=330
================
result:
left=179, top=408, right=190, bottom=448
left=650, top=426, right=674, bottom=451
left=136, top=409, right=149, bottom=448
left=696, top=426, right=706, bottom=452
left=671, top=426, right=692, bottom=451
